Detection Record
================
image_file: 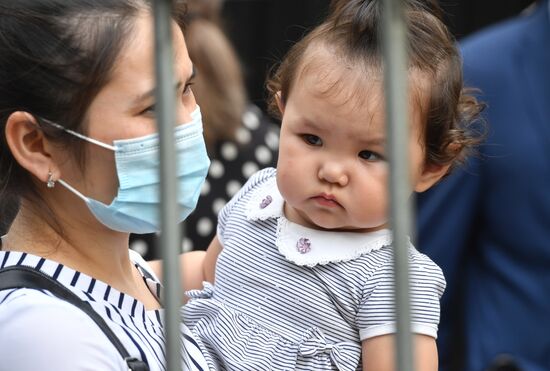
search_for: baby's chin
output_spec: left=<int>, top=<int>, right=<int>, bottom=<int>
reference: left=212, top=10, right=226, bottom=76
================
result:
left=304, top=217, right=387, bottom=233
left=285, top=204, right=388, bottom=232
left=321, top=226, right=387, bottom=234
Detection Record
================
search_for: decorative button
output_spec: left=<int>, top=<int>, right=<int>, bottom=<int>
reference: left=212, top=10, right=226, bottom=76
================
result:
left=259, top=195, right=273, bottom=209
left=296, top=237, right=312, bottom=254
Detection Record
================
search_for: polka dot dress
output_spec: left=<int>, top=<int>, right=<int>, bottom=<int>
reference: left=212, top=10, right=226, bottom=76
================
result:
left=130, top=105, right=280, bottom=258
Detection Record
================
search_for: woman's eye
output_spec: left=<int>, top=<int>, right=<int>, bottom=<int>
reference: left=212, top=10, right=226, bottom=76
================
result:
left=182, top=82, right=194, bottom=97
left=140, top=83, right=194, bottom=116
left=359, top=150, right=383, bottom=161
left=140, top=104, right=156, bottom=116
left=302, top=134, right=322, bottom=146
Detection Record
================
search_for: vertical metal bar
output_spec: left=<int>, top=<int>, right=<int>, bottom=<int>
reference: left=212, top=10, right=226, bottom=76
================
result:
left=381, top=0, right=414, bottom=370
left=152, top=1, right=182, bottom=370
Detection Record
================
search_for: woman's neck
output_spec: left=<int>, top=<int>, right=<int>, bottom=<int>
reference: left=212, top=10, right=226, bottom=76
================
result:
left=2, top=203, right=138, bottom=295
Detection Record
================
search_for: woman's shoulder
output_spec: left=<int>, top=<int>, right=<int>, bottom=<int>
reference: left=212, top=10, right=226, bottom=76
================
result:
left=0, top=288, right=125, bottom=370
left=0, top=286, right=95, bottom=323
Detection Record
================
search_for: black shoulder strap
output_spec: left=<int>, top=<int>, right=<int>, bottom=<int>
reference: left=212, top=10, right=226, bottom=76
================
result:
left=0, top=265, right=149, bottom=371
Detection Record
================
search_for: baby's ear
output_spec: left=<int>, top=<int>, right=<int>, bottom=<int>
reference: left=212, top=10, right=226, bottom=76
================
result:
left=275, top=91, right=285, bottom=115
left=413, top=162, right=451, bottom=193
left=414, top=143, right=461, bottom=192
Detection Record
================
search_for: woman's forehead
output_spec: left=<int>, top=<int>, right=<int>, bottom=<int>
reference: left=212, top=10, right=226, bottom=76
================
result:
left=100, top=14, right=192, bottom=101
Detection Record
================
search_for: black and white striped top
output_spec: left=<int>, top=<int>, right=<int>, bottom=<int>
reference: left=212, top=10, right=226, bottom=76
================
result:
left=0, top=249, right=209, bottom=371
left=184, top=168, right=446, bottom=370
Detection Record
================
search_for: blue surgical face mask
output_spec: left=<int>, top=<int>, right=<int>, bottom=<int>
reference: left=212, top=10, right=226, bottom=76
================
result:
left=47, top=107, right=210, bottom=234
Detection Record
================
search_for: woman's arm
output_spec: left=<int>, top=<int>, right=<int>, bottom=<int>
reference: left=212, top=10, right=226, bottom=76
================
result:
left=362, top=334, right=438, bottom=371
left=148, top=250, right=206, bottom=301
left=148, top=234, right=223, bottom=302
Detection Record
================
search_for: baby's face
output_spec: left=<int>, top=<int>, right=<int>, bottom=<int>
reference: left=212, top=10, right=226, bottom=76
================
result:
left=276, top=48, right=430, bottom=232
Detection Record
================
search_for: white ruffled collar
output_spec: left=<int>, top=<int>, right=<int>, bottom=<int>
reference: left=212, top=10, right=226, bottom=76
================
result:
left=246, top=176, right=394, bottom=267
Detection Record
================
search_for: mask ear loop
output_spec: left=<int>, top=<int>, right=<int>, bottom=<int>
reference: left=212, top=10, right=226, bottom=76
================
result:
left=56, top=179, right=96, bottom=205
left=39, top=117, right=117, bottom=151
left=44, top=169, right=91, bottom=203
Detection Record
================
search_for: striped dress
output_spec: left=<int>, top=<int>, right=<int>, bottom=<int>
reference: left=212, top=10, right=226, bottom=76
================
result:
left=0, top=249, right=209, bottom=371
left=184, top=168, right=446, bottom=371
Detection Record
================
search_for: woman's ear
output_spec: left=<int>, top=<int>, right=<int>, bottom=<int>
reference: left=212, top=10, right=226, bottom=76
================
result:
left=275, top=91, right=285, bottom=115
left=413, top=162, right=451, bottom=193
left=5, top=111, right=58, bottom=184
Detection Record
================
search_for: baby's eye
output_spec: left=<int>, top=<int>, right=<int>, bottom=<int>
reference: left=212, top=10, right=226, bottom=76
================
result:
left=358, top=150, right=383, bottom=161
left=302, top=134, right=322, bottom=146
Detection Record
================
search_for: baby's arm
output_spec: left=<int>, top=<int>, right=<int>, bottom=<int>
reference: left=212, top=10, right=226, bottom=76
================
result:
left=362, top=334, right=438, bottom=370
left=357, top=247, right=445, bottom=370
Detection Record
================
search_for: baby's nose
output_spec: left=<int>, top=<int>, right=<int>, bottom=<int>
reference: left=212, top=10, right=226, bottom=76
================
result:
left=318, top=162, right=349, bottom=186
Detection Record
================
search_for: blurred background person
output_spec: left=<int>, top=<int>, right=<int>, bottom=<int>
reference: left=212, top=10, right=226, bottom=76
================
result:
left=130, top=0, right=280, bottom=257
left=417, top=1, right=550, bottom=370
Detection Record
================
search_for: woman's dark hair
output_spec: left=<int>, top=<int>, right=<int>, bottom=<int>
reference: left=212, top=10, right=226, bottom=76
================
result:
left=0, top=0, right=187, bottom=233
left=267, top=0, right=485, bottom=173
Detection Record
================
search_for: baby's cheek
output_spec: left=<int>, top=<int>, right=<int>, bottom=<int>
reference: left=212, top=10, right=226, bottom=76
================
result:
left=356, top=186, right=389, bottom=226
left=276, top=171, right=295, bottom=202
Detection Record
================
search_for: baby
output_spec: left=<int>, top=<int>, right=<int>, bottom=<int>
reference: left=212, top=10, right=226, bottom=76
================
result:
left=184, top=0, right=483, bottom=369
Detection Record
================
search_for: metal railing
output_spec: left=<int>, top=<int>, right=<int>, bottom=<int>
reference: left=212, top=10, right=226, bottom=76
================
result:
left=153, top=0, right=413, bottom=370
left=382, top=0, right=414, bottom=370
left=152, top=1, right=183, bottom=370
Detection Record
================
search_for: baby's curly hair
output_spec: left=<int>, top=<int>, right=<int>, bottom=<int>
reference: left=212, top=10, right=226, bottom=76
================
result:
left=267, top=0, right=485, bottom=173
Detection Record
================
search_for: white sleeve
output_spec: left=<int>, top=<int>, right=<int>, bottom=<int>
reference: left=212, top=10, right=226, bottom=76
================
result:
left=0, top=289, right=126, bottom=371
left=356, top=247, right=446, bottom=341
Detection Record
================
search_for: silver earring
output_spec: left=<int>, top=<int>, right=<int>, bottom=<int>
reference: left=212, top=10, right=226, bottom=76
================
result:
left=47, top=171, right=55, bottom=188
